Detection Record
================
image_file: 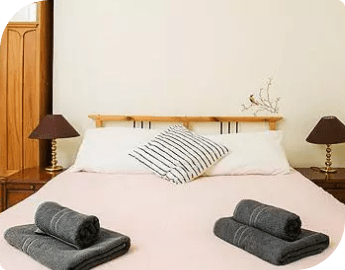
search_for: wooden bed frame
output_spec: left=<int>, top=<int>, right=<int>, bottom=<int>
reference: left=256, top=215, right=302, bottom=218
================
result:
left=88, top=115, right=283, bottom=132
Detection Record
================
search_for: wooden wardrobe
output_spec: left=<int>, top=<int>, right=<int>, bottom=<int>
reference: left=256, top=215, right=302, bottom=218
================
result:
left=0, top=1, right=53, bottom=177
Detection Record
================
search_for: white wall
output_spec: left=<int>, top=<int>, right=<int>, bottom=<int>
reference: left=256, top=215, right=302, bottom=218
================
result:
left=53, top=0, right=345, bottom=168
left=9, top=2, right=37, bottom=22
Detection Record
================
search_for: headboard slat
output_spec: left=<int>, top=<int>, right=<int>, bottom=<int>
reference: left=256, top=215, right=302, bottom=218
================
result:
left=88, top=115, right=283, bottom=130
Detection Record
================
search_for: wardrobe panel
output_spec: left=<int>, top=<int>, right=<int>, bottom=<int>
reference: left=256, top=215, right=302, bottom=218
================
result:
left=23, top=29, right=39, bottom=169
left=7, top=29, right=23, bottom=170
left=0, top=30, right=8, bottom=175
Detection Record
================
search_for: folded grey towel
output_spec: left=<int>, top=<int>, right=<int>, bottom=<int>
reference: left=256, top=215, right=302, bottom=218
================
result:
left=214, top=217, right=329, bottom=265
left=233, top=199, right=301, bottom=241
left=4, top=224, right=130, bottom=270
left=35, top=202, right=100, bottom=249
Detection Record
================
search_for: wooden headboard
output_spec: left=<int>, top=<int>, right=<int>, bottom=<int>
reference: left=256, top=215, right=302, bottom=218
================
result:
left=88, top=115, right=283, bottom=132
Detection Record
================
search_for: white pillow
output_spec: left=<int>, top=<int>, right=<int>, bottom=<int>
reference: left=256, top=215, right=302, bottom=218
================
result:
left=204, top=131, right=290, bottom=176
left=129, top=125, right=229, bottom=184
left=70, top=127, right=160, bottom=174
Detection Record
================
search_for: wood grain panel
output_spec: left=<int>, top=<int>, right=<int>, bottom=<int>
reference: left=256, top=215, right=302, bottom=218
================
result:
left=23, top=30, right=38, bottom=168
left=7, top=29, right=23, bottom=170
left=0, top=28, right=8, bottom=176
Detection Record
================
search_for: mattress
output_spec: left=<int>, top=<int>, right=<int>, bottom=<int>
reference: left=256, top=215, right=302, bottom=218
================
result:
left=0, top=170, right=344, bottom=270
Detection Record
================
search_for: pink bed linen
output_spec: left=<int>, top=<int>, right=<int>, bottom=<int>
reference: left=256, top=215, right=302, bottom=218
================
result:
left=0, top=171, right=344, bottom=270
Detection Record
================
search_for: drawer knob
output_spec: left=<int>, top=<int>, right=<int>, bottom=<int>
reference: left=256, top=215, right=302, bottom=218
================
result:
left=30, top=185, right=35, bottom=190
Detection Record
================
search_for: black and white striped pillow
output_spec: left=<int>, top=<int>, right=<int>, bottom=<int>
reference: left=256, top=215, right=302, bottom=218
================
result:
left=129, top=125, right=229, bottom=184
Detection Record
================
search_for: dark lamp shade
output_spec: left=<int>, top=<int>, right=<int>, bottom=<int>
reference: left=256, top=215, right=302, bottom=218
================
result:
left=29, top=114, right=80, bottom=140
left=306, top=116, right=345, bottom=145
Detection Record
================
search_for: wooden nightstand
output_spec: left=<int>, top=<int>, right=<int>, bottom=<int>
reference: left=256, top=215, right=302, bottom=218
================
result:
left=295, top=168, right=345, bottom=204
left=0, top=167, right=64, bottom=212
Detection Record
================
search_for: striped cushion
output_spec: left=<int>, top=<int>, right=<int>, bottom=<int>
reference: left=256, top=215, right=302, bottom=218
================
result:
left=129, top=125, right=229, bottom=184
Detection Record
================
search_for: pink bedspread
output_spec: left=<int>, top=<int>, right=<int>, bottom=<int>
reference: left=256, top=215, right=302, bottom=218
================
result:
left=0, top=171, right=344, bottom=270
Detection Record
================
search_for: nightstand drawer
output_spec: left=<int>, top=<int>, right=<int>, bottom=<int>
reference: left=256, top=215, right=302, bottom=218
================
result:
left=315, top=182, right=335, bottom=189
left=6, top=183, right=45, bottom=208
left=335, top=183, right=345, bottom=189
left=6, top=183, right=44, bottom=191
left=6, top=190, right=35, bottom=208
left=326, top=189, right=345, bottom=204
left=314, top=182, right=345, bottom=189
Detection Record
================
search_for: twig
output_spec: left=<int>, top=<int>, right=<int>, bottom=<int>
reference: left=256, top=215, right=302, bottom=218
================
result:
left=241, top=78, right=280, bottom=116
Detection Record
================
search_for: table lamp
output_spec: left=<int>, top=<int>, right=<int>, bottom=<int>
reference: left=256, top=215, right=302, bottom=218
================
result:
left=29, top=114, right=80, bottom=172
left=306, top=116, right=345, bottom=173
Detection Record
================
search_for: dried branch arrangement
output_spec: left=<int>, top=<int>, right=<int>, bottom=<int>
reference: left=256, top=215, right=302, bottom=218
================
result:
left=241, top=78, right=281, bottom=116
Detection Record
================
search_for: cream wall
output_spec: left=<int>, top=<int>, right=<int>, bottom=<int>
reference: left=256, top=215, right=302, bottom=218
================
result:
left=9, top=3, right=37, bottom=22
left=53, top=0, right=345, bottom=168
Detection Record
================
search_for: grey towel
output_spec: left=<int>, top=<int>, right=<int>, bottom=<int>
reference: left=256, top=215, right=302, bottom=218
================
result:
left=233, top=199, right=301, bottom=241
left=214, top=217, right=329, bottom=265
left=4, top=224, right=130, bottom=270
left=35, top=201, right=100, bottom=249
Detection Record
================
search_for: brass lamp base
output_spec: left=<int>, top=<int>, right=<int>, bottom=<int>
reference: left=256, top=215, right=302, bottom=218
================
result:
left=319, top=144, right=337, bottom=174
left=319, top=167, right=337, bottom=173
left=45, top=139, right=63, bottom=173
left=45, top=165, right=63, bottom=172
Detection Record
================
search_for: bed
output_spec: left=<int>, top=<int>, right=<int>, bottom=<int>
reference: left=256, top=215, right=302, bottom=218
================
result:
left=0, top=115, right=344, bottom=270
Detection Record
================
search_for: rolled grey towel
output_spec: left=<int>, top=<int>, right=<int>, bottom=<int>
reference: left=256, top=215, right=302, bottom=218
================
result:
left=214, top=217, right=329, bottom=265
left=4, top=224, right=130, bottom=270
left=233, top=199, right=301, bottom=241
left=35, top=202, right=100, bottom=249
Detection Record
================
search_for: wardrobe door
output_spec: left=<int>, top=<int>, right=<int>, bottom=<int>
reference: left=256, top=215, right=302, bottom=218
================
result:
left=0, top=1, right=52, bottom=177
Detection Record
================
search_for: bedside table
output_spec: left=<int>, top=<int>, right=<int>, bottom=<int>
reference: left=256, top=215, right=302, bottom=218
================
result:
left=0, top=167, right=64, bottom=212
left=295, top=168, right=345, bottom=204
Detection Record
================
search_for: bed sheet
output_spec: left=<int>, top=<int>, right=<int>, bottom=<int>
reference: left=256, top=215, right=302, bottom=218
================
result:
left=0, top=171, right=344, bottom=270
